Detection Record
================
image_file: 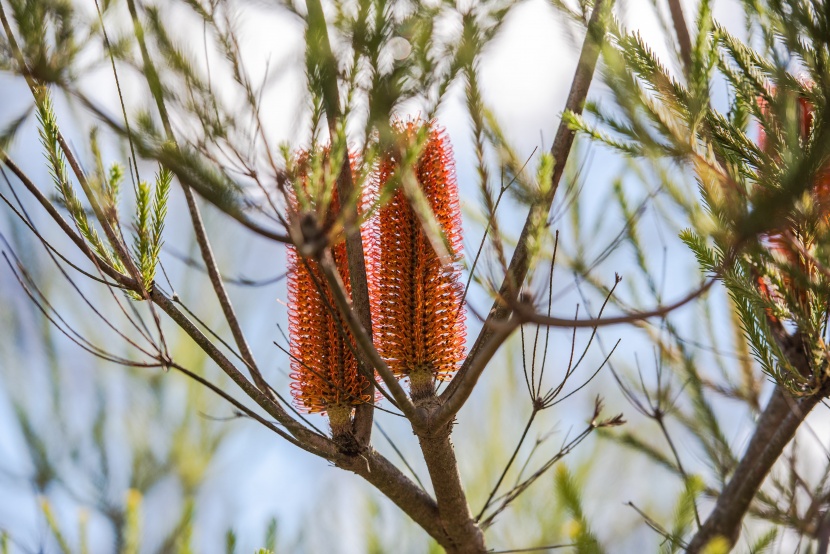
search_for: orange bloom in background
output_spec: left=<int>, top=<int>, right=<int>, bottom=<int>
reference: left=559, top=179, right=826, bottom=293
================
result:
left=371, top=120, right=466, bottom=400
left=287, top=154, right=373, bottom=428
left=758, top=89, right=830, bottom=201
left=756, top=85, right=830, bottom=318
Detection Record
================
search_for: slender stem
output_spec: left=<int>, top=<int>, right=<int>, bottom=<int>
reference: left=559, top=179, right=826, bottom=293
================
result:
left=1, top=156, right=132, bottom=287
left=517, top=277, right=715, bottom=328
left=167, top=361, right=305, bottom=449
left=180, top=187, right=268, bottom=386
left=667, top=0, right=693, bottom=74
left=439, top=0, right=611, bottom=416
left=686, top=386, right=822, bottom=552
left=150, top=289, right=335, bottom=457
left=477, top=409, right=538, bottom=521
left=655, top=415, right=701, bottom=527
left=125, top=0, right=274, bottom=396
left=5, top=150, right=334, bottom=456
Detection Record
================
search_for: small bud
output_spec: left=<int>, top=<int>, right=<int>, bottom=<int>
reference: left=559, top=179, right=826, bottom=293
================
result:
left=388, top=37, right=412, bottom=61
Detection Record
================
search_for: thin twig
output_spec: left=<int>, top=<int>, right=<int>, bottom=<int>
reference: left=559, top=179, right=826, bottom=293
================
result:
left=487, top=544, right=575, bottom=553
left=516, top=276, right=715, bottom=328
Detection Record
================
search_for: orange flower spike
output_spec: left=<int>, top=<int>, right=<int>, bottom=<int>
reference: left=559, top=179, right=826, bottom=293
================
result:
left=287, top=153, right=373, bottom=433
left=373, top=121, right=466, bottom=400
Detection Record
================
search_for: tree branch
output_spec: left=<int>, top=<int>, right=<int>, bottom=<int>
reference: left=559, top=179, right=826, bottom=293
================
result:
left=417, top=429, right=486, bottom=553
left=4, top=149, right=335, bottom=458
left=1, top=156, right=133, bottom=288
left=515, top=276, right=715, bottom=328
left=150, top=289, right=336, bottom=458
left=686, top=385, right=824, bottom=552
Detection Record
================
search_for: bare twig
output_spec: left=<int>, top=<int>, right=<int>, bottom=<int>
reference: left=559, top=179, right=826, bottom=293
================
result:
left=515, top=276, right=716, bottom=329
left=627, top=501, right=687, bottom=549
left=487, top=544, right=575, bottom=553
left=480, top=399, right=623, bottom=529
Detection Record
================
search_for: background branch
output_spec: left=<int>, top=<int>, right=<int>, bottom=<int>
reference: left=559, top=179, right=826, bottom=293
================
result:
left=686, top=386, right=825, bottom=551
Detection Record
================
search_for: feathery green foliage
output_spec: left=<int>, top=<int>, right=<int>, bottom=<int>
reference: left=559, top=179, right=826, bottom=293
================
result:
left=131, top=165, right=170, bottom=295
left=35, top=87, right=119, bottom=268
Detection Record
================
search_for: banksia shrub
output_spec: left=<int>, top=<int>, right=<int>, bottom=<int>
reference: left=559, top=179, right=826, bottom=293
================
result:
left=287, top=152, right=374, bottom=432
left=371, top=121, right=466, bottom=400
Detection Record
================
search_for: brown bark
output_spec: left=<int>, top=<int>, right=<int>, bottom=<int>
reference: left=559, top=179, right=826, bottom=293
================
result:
left=417, top=417, right=487, bottom=553
left=686, top=386, right=823, bottom=552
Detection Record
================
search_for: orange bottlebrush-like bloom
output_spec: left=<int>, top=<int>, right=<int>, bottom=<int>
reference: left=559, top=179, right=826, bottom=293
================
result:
left=287, top=154, right=373, bottom=427
left=371, top=121, right=466, bottom=399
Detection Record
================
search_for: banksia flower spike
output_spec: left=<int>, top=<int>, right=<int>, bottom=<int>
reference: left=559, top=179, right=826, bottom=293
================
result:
left=287, top=151, right=374, bottom=434
left=371, top=120, right=466, bottom=400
